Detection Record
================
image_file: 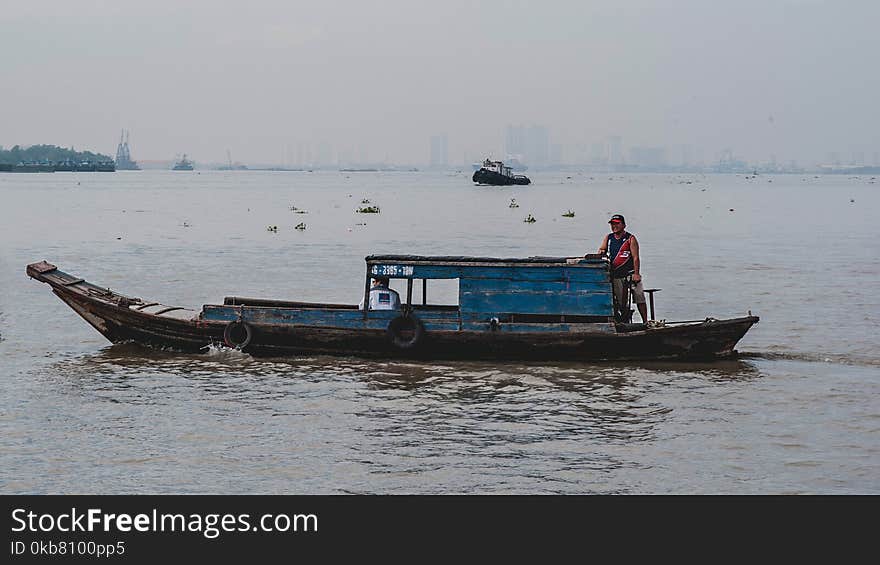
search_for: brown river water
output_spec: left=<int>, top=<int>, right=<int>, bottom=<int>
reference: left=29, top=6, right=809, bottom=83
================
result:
left=0, top=170, right=877, bottom=493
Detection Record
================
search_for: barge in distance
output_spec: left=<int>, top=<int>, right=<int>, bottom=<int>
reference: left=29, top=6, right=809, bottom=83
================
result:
left=27, top=255, right=758, bottom=361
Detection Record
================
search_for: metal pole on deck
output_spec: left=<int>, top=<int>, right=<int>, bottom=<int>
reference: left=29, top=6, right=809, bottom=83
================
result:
left=422, top=279, right=427, bottom=305
left=363, top=267, right=372, bottom=319
left=645, top=288, right=661, bottom=321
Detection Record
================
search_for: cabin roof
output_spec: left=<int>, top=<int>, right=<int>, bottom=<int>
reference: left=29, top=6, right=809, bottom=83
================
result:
left=365, top=254, right=605, bottom=267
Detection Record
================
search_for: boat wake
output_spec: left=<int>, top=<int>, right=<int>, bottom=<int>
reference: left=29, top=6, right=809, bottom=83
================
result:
left=739, top=351, right=880, bottom=367
left=201, top=342, right=253, bottom=360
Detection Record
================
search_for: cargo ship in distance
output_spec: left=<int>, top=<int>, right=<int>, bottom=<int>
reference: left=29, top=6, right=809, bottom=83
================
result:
left=172, top=154, right=194, bottom=171
left=115, top=130, right=140, bottom=170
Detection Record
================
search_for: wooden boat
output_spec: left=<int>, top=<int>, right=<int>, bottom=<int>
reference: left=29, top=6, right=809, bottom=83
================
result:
left=26, top=255, right=758, bottom=361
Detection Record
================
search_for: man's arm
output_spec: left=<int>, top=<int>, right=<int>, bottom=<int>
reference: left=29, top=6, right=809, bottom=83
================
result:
left=630, top=236, right=641, bottom=282
left=597, top=234, right=609, bottom=255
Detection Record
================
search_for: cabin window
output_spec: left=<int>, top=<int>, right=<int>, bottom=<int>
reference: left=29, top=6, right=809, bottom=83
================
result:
left=387, top=278, right=405, bottom=299
left=414, top=278, right=459, bottom=308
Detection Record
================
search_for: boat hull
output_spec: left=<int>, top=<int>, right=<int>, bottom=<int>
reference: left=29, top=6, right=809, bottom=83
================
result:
left=472, top=169, right=530, bottom=186
left=231, top=317, right=757, bottom=361
left=27, top=262, right=758, bottom=362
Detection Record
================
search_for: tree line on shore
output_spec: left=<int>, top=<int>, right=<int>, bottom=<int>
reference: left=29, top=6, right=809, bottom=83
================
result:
left=0, top=144, right=112, bottom=164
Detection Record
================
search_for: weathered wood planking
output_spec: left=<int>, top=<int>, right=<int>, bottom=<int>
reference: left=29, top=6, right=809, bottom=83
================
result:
left=460, top=278, right=612, bottom=316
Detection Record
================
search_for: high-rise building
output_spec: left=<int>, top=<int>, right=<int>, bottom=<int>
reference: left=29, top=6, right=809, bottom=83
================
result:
left=505, top=125, right=526, bottom=161
left=591, top=142, right=606, bottom=165
left=680, top=144, right=692, bottom=167
left=629, top=146, right=667, bottom=169
left=316, top=143, right=333, bottom=167
left=528, top=125, right=549, bottom=168
left=505, top=124, right=549, bottom=168
left=606, top=136, right=623, bottom=165
left=338, top=147, right=353, bottom=168
left=430, top=133, right=448, bottom=169
left=430, top=133, right=448, bottom=168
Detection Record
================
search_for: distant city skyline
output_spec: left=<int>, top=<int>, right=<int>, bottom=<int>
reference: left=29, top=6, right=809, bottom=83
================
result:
left=2, top=1, right=877, bottom=169
left=6, top=121, right=878, bottom=171
left=4, top=126, right=877, bottom=173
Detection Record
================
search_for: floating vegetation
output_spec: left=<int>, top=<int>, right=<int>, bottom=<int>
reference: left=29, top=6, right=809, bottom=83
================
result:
left=509, top=198, right=519, bottom=208
left=524, top=214, right=536, bottom=223
left=289, top=205, right=308, bottom=213
left=267, top=225, right=278, bottom=232
left=357, top=205, right=381, bottom=213
left=294, top=222, right=306, bottom=230
left=361, top=198, right=371, bottom=204
left=562, top=209, right=575, bottom=218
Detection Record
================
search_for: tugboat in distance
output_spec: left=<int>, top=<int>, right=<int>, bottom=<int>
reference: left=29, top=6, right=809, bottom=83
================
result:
left=172, top=154, right=194, bottom=171
left=472, top=159, right=530, bottom=185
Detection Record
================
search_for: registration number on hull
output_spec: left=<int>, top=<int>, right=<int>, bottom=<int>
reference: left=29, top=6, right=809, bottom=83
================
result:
left=371, top=265, right=414, bottom=277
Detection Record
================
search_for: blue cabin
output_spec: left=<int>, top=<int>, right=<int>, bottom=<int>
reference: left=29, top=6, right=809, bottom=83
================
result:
left=366, top=255, right=612, bottom=324
left=200, top=255, right=614, bottom=338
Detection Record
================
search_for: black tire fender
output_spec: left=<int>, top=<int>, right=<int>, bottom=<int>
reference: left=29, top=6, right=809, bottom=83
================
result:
left=223, top=321, right=253, bottom=349
left=386, top=314, right=425, bottom=350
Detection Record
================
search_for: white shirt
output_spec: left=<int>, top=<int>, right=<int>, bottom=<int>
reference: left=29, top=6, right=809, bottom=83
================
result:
left=358, top=286, right=401, bottom=310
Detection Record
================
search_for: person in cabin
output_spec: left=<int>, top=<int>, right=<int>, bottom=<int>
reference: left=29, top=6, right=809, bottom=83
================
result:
left=597, top=214, right=648, bottom=323
left=358, top=276, right=401, bottom=311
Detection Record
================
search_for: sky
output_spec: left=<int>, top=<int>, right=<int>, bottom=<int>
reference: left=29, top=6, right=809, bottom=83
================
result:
left=1, top=0, right=877, bottom=166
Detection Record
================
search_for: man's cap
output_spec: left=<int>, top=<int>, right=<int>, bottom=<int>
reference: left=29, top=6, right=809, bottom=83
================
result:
left=608, top=214, right=625, bottom=224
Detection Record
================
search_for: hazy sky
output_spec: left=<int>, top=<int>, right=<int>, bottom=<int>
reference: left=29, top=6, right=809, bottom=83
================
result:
left=1, top=0, right=877, bottom=165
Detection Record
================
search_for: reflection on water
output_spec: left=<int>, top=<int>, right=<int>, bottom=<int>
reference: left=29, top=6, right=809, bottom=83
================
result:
left=75, top=343, right=766, bottom=381
left=43, top=342, right=774, bottom=481
left=67, top=342, right=766, bottom=395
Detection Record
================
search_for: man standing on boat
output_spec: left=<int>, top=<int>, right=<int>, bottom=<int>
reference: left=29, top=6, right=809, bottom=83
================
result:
left=358, top=276, right=401, bottom=311
left=598, top=214, right=648, bottom=323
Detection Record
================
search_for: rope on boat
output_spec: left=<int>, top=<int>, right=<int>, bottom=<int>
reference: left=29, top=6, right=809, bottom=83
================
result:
left=662, top=318, right=719, bottom=325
